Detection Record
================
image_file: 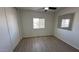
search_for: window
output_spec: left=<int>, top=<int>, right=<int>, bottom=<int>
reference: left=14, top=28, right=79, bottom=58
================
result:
left=58, top=13, right=74, bottom=30
left=33, top=18, right=45, bottom=29
left=61, top=19, right=70, bottom=28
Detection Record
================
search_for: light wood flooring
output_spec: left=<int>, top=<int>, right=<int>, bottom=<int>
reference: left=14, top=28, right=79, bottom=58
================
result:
left=14, top=36, right=79, bottom=52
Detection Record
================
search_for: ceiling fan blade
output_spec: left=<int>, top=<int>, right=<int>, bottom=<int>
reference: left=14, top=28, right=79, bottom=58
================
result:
left=49, top=7, right=57, bottom=10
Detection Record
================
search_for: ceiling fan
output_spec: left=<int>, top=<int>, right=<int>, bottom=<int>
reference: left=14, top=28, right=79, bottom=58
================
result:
left=43, top=7, right=57, bottom=12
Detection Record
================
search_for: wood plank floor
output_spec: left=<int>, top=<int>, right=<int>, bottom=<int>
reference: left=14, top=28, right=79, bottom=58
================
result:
left=14, top=36, right=79, bottom=52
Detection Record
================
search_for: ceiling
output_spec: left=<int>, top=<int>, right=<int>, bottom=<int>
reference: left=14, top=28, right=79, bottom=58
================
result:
left=17, top=7, right=62, bottom=12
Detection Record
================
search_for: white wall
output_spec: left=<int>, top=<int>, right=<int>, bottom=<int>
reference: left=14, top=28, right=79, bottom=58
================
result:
left=54, top=7, right=79, bottom=50
left=20, top=10, right=54, bottom=37
left=0, top=7, right=20, bottom=52
left=16, top=9, right=23, bottom=39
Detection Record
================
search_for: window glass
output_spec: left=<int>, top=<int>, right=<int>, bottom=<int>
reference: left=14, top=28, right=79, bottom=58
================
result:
left=33, top=18, right=45, bottom=29
left=61, top=19, right=70, bottom=27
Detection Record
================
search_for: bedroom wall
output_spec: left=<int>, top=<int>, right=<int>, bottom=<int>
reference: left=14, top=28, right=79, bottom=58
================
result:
left=20, top=10, right=54, bottom=37
left=54, top=7, right=79, bottom=50
left=16, top=9, right=23, bottom=39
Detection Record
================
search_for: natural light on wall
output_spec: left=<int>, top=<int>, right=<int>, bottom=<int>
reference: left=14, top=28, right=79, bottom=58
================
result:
left=61, top=19, right=70, bottom=28
left=33, top=18, right=45, bottom=29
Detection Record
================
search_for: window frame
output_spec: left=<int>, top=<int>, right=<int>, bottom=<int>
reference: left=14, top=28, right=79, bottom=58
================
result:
left=61, top=19, right=70, bottom=28
left=57, top=13, right=75, bottom=30
left=33, top=18, right=45, bottom=29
